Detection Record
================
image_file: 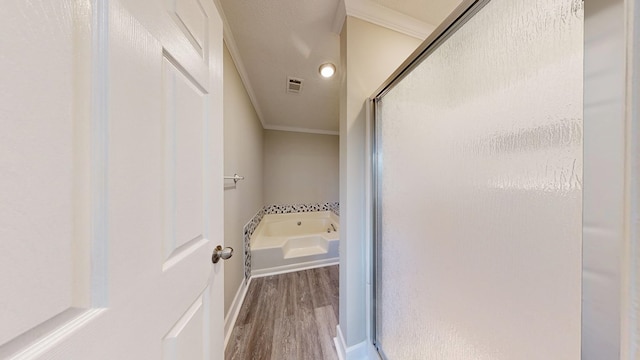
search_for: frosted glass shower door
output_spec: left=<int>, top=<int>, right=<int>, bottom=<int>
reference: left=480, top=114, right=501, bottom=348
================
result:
left=374, top=0, right=583, bottom=359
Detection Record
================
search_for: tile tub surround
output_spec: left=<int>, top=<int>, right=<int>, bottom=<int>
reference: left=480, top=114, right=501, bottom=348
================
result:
left=328, top=202, right=340, bottom=216
left=242, top=202, right=339, bottom=280
left=243, top=208, right=265, bottom=280
left=264, top=202, right=339, bottom=215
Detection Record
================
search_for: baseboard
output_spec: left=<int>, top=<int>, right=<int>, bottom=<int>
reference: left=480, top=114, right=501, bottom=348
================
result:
left=334, top=325, right=380, bottom=360
left=251, top=258, right=339, bottom=278
left=335, top=325, right=348, bottom=360
left=223, top=277, right=251, bottom=348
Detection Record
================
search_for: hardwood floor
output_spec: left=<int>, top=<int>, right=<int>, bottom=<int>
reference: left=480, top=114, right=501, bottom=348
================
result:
left=225, top=265, right=340, bottom=360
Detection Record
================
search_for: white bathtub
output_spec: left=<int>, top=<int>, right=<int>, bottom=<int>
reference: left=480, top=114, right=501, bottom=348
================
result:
left=250, top=211, right=339, bottom=275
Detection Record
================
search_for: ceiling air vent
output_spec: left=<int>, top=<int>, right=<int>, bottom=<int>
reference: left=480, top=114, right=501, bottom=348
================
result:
left=287, top=77, right=303, bottom=94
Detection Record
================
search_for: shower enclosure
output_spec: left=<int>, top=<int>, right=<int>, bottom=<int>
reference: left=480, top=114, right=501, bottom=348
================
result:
left=372, top=0, right=585, bottom=358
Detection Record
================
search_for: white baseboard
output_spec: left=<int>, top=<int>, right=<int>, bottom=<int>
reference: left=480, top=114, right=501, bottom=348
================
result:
left=335, top=325, right=348, bottom=360
left=223, top=277, right=252, bottom=348
left=251, top=258, right=339, bottom=278
left=334, top=325, right=380, bottom=360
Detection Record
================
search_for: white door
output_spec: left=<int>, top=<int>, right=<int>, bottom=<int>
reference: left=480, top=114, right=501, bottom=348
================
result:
left=0, top=0, right=225, bottom=358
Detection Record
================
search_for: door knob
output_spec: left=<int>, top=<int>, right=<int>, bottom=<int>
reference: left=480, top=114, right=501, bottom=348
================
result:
left=212, top=245, right=233, bottom=264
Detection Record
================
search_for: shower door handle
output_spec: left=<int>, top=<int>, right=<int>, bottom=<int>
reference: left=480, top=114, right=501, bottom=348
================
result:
left=212, top=245, right=233, bottom=264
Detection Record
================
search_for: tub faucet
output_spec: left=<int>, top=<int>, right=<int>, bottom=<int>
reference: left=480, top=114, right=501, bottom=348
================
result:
left=331, top=224, right=337, bottom=232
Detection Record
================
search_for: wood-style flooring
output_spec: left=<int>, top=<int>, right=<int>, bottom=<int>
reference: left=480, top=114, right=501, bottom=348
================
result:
left=225, top=265, right=340, bottom=360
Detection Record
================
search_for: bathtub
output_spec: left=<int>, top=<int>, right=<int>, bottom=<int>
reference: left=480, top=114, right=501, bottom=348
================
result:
left=250, top=211, right=339, bottom=275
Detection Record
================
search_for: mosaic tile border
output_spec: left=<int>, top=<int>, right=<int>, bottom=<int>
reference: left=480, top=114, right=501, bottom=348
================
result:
left=328, top=202, right=340, bottom=216
left=263, top=202, right=340, bottom=215
left=242, top=202, right=339, bottom=280
left=242, top=208, right=264, bottom=280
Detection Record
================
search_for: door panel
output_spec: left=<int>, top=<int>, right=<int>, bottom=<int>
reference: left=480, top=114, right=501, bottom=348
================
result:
left=122, top=0, right=211, bottom=90
left=163, top=292, right=209, bottom=360
left=0, top=0, right=224, bottom=358
left=0, top=0, right=93, bottom=353
left=164, top=55, right=206, bottom=255
left=374, top=0, right=583, bottom=358
left=170, top=0, right=208, bottom=57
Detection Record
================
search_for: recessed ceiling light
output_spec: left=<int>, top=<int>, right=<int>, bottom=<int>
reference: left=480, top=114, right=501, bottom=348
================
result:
left=319, top=63, right=336, bottom=78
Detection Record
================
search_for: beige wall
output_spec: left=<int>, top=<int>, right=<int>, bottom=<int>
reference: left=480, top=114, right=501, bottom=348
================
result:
left=339, top=16, right=422, bottom=349
left=263, top=130, right=339, bottom=205
left=223, top=44, right=264, bottom=315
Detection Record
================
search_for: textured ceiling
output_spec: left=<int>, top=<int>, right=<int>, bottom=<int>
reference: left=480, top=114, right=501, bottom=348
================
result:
left=370, top=0, right=462, bottom=26
left=219, top=0, right=461, bottom=133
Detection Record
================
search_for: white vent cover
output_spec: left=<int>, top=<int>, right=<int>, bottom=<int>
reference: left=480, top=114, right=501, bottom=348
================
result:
left=287, top=77, right=303, bottom=94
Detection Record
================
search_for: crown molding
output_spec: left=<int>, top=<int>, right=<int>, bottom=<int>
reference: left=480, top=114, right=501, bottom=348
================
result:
left=213, top=0, right=267, bottom=129
left=216, top=0, right=339, bottom=135
left=336, top=0, right=436, bottom=39
left=332, top=0, right=347, bottom=34
left=264, top=124, right=339, bottom=136
left=216, top=0, right=430, bottom=135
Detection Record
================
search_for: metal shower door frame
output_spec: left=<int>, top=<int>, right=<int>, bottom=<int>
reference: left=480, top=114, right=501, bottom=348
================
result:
left=370, top=1, right=491, bottom=357
left=369, top=0, right=632, bottom=358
